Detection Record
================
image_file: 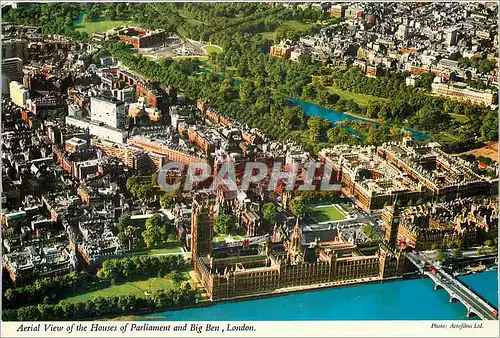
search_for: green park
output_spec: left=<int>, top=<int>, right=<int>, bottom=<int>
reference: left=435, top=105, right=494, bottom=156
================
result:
left=310, top=204, right=348, bottom=223
left=61, top=272, right=191, bottom=304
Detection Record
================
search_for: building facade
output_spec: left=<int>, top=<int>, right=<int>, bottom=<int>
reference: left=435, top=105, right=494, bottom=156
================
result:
left=9, top=81, right=29, bottom=107
left=431, top=82, right=496, bottom=107
left=90, top=96, right=125, bottom=129
left=2, top=57, right=23, bottom=94
left=192, top=202, right=406, bottom=302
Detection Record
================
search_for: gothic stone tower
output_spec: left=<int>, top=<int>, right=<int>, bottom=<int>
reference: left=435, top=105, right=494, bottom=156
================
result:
left=379, top=244, right=406, bottom=278
left=191, top=199, right=214, bottom=273
left=382, top=198, right=401, bottom=249
left=287, top=218, right=303, bottom=265
left=379, top=198, right=406, bottom=278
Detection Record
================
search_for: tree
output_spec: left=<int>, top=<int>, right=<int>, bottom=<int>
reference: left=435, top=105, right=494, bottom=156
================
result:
left=160, top=191, right=181, bottom=209
left=326, top=126, right=353, bottom=144
left=127, top=177, right=155, bottom=201
left=212, top=214, right=236, bottom=235
left=102, top=8, right=116, bottom=21
left=477, top=247, right=485, bottom=256
left=91, top=50, right=108, bottom=66
left=116, top=215, right=131, bottom=233
left=238, top=81, right=255, bottom=103
left=289, top=197, right=308, bottom=218
left=436, top=251, right=447, bottom=263
left=169, top=271, right=184, bottom=285
left=137, top=184, right=154, bottom=201
left=360, top=225, right=374, bottom=240
left=262, top=202, right=278, bottom=225
left=307, top=116, right=330, bottom=142
left=87, top=6, right=101, bottom=21
left=452, top=248, right=463, bottom=260
left=411, top=106, right=447, bottom=131
left=303, top=84, right=317, bottom=99
left=126, top=177, right=139, bottom=197
left=484, top=239, right=493, bottom=247
left=298, top=53, right=312, bottom=65
left=419, top=72, right=435, bottom=90
left=481, top=113, right=498, bottom=140
left=117, top=232, right=129, bottom=249
left=142, top=214, right=166, bottom=248
left=115, top=3, right=127, bottom=18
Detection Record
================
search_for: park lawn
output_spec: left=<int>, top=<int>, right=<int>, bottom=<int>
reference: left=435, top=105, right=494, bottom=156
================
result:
left=449, top=113, right=469, bottom=123
left=281, top=20, right=313, bottom=31
left=148, top=247, right=183, bottom=254
left=260, top=31, right=275, bottom=40
left=310, top=205, right=347, bottom=223
left=435, top=131, right=461, bottom=142
left=173, top=56, right=209, bottom=61
left=213, top=231, right=247, bottom=243
left=259, top=20, right=313, bottom=41
left=204, top=45, right=223, bottom=54
left=75, top=19, right=134, bottom=35
left=178, top=9, right=206, bottom=25
left=325, top=86, right=389, bottom=107
left=126, top=242, right=183, bottom=257
left=213, top=234, right=229, bottom=242
left=60, top=277, right=178, bottom=304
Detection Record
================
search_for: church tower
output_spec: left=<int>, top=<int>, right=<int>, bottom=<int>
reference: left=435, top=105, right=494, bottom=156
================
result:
left=191, top=199, right=214, bottom=273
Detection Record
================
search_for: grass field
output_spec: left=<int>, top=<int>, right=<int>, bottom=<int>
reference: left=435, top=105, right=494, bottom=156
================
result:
left=173, top=56, right=209, bottom=61
left=281, top=20, right=313, bottom=31
left=126, top=243, right=183, bottom=257
left=75, top=19, right=134, bottom=35
left=260, top=31, right=275, bottom=40
left=60, top=275, right=188, bottom=304
left=203, top=45, right=223, bottom=54
left=259, top=20, right=313, bottom=41
left=449, top=113, right=469, bottom=123
left=435, top=131, right=460, bottom=142
left=178, top=10, right=206, bottom=25
left=325, top=86, right=388, bottom=107
left=310, top=204, right=347, bottom=223
left=213, top=234, right=245, bottom=243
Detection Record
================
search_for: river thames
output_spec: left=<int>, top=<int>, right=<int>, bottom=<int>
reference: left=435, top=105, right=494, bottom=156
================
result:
left=142, top=269, right=497, bottom=321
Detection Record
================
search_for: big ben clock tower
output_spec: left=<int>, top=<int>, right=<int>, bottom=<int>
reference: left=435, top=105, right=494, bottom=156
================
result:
left=379, top=197, right=406, bottom=279
left=382, top=197, right=401, bottom=249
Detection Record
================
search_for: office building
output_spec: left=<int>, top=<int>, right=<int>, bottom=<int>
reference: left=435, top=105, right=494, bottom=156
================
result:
left=9, top=81, right=29, bottom=107
left=2, top=57, right=23, bottom=94
left=2, top=38, right=28, bottom=61
left=90, top=96, right=125, bottom=129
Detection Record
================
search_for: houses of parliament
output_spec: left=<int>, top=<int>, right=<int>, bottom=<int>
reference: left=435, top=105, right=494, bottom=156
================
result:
left=191, top=198, right=407, bottom=301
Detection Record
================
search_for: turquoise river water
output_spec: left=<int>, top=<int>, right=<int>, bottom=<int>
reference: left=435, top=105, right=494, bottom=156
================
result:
left=142, top=269, right=497, bottom=321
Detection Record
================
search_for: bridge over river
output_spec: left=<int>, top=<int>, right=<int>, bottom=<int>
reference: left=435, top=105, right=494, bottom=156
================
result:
left=407, top=252, right=498, bottom=320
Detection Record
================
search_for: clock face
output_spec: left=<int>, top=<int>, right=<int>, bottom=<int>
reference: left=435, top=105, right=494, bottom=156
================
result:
left=393, top=218, right=400, bottom=224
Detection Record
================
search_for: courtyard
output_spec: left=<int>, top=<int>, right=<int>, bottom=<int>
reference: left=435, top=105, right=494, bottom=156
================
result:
left=310, top=204, right=348, bottom=223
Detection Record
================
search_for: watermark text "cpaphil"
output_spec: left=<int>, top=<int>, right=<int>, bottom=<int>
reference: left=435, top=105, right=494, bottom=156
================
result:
left=157, top=161, right=341, bottom=192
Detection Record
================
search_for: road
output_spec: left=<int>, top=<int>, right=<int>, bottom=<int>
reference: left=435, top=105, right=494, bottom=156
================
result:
left=424, top=248, right=496, bottom=262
